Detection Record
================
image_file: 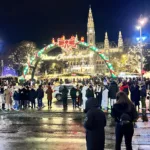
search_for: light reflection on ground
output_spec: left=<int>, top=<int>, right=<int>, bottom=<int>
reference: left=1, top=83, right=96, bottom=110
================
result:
left=0, top=97, right=150, bottom=150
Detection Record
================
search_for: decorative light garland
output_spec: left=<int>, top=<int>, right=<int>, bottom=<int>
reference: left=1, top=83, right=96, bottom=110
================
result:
left=78, top=42, right=116, bottom=78
left=20, top=36, right=116, bottom=80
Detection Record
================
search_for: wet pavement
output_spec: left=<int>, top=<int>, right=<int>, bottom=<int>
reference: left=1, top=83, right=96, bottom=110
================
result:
left=0, top=98, right=150, bottom=150
left=0, top=111, right=150, bottom=150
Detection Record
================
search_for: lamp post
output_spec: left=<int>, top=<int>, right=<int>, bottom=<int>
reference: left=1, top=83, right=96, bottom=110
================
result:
left=1, top=60, right=3, bottom=76
left=136, top=26, right=143, bottom=80
left=136, top=16, right=148, bottom=122
left=136, top=16, right=148, bottom=80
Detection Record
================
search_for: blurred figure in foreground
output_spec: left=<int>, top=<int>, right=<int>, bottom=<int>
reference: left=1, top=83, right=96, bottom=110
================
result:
left=84, top=98, right=106, bottom=150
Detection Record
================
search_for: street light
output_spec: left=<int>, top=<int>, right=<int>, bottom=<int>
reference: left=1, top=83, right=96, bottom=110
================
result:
left=136, top=26, right=141, bottom=30
left=139, top=17, right=148, bottom=26
left=136, top=16, right=148, bottom=80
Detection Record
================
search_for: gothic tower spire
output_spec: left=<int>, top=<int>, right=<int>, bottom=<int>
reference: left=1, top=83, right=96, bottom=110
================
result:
left=118, top=31, right=123, bottom=48
left=87, top=5, right=95, bottom=46
left=104, top=32, right=109, bottom=49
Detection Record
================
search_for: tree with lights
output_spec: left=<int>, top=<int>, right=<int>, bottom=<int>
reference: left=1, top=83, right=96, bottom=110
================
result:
left=8, top=41, right=37, bottom=75
left=144, top=49, right=150, bottom=71
left=144, top=57, right=150, bottom=71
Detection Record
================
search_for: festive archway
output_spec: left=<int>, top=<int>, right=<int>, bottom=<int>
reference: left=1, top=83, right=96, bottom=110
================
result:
left=21, top=36, right=116, bottom=80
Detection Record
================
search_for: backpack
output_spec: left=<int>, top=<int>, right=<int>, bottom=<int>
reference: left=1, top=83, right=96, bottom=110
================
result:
left=120, top=113, right=131, bottom=125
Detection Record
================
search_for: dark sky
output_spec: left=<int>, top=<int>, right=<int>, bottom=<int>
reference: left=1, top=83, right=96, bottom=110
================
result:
left=0, top=0, right=150, bottom=47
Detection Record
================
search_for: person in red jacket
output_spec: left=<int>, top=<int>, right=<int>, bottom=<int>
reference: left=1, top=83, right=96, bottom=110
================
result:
left=120, top=81, right=129, bottom=96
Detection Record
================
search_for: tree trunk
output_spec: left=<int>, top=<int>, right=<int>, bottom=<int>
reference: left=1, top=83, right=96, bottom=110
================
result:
left=31, top=59, right=40, bottom=80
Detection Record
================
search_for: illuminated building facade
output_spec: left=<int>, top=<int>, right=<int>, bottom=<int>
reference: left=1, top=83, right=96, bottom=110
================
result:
left=41, top=6, right=123, bottom=75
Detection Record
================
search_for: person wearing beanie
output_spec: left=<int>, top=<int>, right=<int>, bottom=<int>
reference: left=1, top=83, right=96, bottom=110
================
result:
left=84, top=98, right=106, bottom=150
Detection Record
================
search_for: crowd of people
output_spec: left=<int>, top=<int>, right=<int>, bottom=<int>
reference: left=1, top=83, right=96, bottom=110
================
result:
left=69, top=77, right=150, bottom=113
left=83, top=77, right=150, bottom=150
left=0, top=77, right=150, bottom=112
left=0, top=84, right=53, bottom=111
left=0, top=77, right=150, bottom=150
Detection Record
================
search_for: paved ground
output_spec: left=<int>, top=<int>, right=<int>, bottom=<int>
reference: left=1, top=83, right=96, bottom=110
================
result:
left=0, top=98, right=150, bottom=150
left=0, top=112, right=150, bottom=150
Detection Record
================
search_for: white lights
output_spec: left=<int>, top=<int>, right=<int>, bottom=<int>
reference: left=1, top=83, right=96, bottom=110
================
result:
left=136, top=16, right=148, bottom=31
left=136, top=26, right=141, bottom=30
left=139, top=17, right=148, bottom=26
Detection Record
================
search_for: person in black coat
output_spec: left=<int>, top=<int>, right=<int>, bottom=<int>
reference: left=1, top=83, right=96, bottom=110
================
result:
left=13, top=89, right=20, bottom=110
left=109, top=81, right=119, bottom=108
left=0, top=86, right=5, bottom=110
left=111, top=92, right=138, bottom=150
left=36, top=85, right=44, bottom=110
left=76, top=85, right=82, bottom=108
left=84, top=98, right=106, bottom=150
left=19, top=86, right=27, bottom=109
left=25, top=86, right=30, bottom=107
left=70, top=86, right=77, bottom=109
left=129, top=82, right=140, bottom=110
left=139, top=81, right=148, bottom=122
left=29, top=87, right=37, bottom=109
left=95, top=84, right=102, bottom=108
left=59, top=85, right=68, bottom=110
left=86, top=85, right=94, bottom=99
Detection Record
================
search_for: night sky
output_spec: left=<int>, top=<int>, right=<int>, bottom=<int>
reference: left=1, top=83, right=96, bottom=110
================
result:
left=0, top=0, right=150, bottom=48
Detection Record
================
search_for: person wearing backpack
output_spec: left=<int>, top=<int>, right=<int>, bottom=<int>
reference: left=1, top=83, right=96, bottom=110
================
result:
left=111, top=91, right=138, bottom=150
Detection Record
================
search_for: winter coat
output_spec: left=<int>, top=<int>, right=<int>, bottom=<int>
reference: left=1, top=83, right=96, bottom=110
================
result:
left=0, top=88, right=4, bottom=103
left=146, top=80, right=150, bottom=90
left=26, top=89, right=30, bottom=100
left=130, top=85, right=140, bottom=106
left=46, top=87, right=53, bottom=100
left=95, top=86, right=102, bottom=100
left=59, top=86, right=68, bottom=99
left=111, top=103, right=138, bottom=123
left=86, top=89, right=94, bottom=99
left=82, top=86, right=88, bottom=100
left=84, top=98, right=106, bottom=150
left=70, top=87, right=77, bottom=99
left=4, top=89, right=12, bottom=104
left=109, top=81, right=119, bottom=99
left=29, top=89, right=37, bottom=102
left=13, top=91, right=20, bottom=101
left=82, top=86, right=88, bottom=110
left=19, top=88, right=27, bottom=100
left=37, top=88, right=44, bottom=99
left=140, top=85, right=147, bottom=97
left=0, top=88, right=4, bottom=94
